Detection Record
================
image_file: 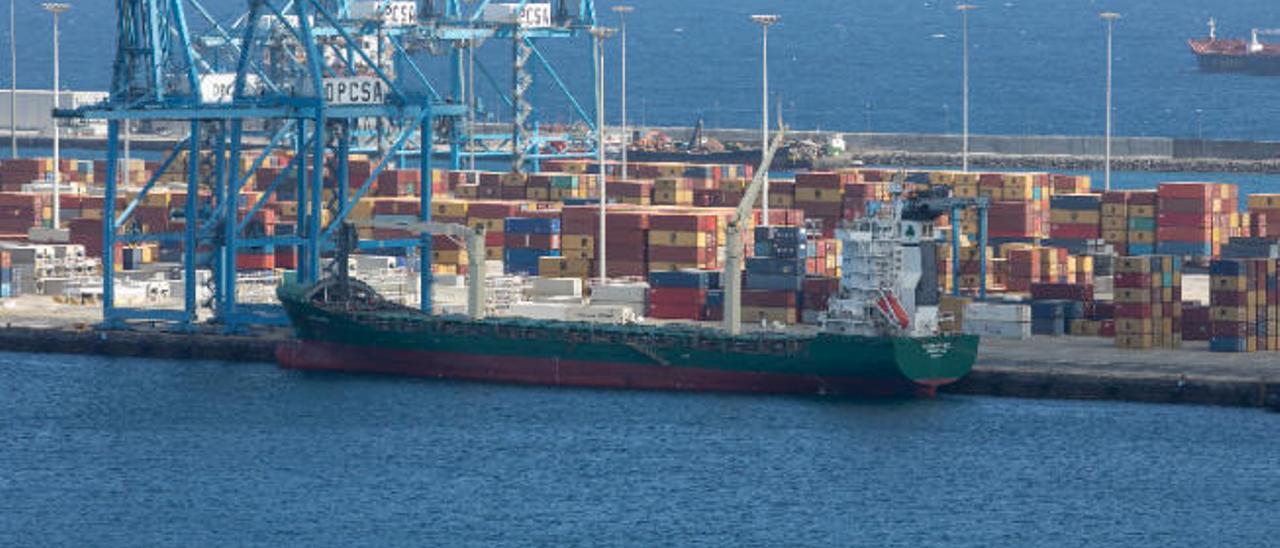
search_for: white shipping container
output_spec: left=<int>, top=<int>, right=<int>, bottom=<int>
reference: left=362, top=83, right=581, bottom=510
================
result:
left=589, top=282, right=648, bottom=303
left=965, top=302, right=1032, bottom=323
left=567, top=305, right=637, bottom=324
left=507, top=302, right=571, bottom=321
left=530, top=277, right=582, bottom=299
left=962, top=319, right=1032, bottom=340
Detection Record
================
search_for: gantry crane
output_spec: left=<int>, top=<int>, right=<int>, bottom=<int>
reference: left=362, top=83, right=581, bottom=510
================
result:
left=61, top=1, right=598, bottom=331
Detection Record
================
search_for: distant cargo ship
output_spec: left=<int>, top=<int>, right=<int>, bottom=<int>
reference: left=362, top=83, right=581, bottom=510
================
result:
left=1188, top=18, right=1280, bottom=75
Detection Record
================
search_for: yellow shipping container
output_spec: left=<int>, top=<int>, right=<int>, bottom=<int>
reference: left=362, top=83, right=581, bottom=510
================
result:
left=1247, top=194, right=1280, bottom=209
left=432, top=200, right=469, bottom=218
left=432, top=250, right=468, bottom=264
left=1128, top=230, right=1156, bottom=244
left=649, top=230, right=709, bottom=248
left=1049, top=210, right=1101, bottom=224
left=1101, top=217, right=1127, bottom=231
left=649, top=261, right=702, bottom=272
left=741, top=306, right=797, bottom=325
left=562, top=235, right=594, bottom=250
left=1116, top=334, right=1155, bottom=349
left=929, top=171, right=957, bottom=185
left=1114, top=287, right=1153, bottom=303
left=560, top=247, right=593, bottom=260
left=1102, top=229, right=1127, bottom=243
left=1101, top=203, right=1127, bottom=217
left=1128, top=205, right=1156, bottom=217
left=794, top=187, right=843, bottom=203
left=1211, top=306, right=1247, bottom=323
left=1000, top=187, right=1033, bottom=201
left=1115, top=317, right=1154, bottom=335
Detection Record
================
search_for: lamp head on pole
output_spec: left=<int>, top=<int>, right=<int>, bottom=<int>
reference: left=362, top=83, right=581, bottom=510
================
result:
left=751, top=14, right=780, bottom=27
left=41, top=2, right=70, bottom=15
left=1100, top=11, right=1121, bottom=23
left=589, top=26, right=617, bottom=41
left=612, top=5, right=633, bottom=16
left=956, top=4, right=977, bottom=13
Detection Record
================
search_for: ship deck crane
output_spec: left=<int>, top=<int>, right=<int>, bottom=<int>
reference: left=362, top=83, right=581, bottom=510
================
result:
left=349, top=219, right=487, bottom=320
left=722, top=122, right=788, bottom=335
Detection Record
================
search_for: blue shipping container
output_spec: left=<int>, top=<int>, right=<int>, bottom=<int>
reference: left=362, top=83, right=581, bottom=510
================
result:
left=1210, top=337, right=1248, bottom=353
left=504, top=217, right=561, bottom=235
left=1128, top=243, right=1156, bottom=255
left=648, top=270, right=714, bottom=289
left=1156, top=241, right=1213, bottom=257
left=746, top=257, right=806, bottom=276
left=1209, top=260, right=1243, bottom=277
left=744, top=272, right=804, bottom=292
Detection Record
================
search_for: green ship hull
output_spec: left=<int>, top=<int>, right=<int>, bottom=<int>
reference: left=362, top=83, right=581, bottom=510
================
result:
left=276, top=284, right=979, bottom=397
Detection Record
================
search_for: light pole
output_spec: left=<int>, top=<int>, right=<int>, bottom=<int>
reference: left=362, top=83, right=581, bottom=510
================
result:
left=1101, top=12, right=1120, bottom=192
left=957, top=4, right=976, bottom=173
left=613, top=5, right=633, bottom=181
left=751, top=14, right=779, bottom=225
left=591, top=26, right=616, bottom=283
left=9, top=0, right=16, bottom=158
left=43, top=2, right=69, bottom=229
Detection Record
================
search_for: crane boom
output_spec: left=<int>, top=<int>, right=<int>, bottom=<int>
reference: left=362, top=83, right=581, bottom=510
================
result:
left=722, top=123, right=788, bottom=335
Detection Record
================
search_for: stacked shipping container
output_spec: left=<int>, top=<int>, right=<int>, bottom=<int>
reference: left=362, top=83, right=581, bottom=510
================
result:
left=1113, top=256, right=1183, bottom=349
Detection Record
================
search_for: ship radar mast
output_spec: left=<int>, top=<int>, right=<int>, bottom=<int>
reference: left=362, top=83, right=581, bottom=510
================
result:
left=1252, top=28, right=1263, bottom=53
left=1209, top=17, right=1216, bottom=41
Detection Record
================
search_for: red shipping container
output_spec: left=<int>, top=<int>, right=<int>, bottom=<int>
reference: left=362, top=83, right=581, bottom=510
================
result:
left=742, top=290, right=798, bottom=308
left=1128, top=191, right=1158, bottom=206
left=1114, top=272, right=1151, bottom=288
left=1156, top=212, right=1213, bottom=227
left=605, top=261, right=646, bottom=278
left=649, top=213, right=716, bottom=232
left=1157, top=226, right=1213, bottom=242
left=1158, top=182, right=1215, bottom=201
left=794, top=172, right=843, bottom=189
left=650, top=288, right=708, bottom=305
left=648, top=302, right=703, bottom=320
left=1049, top=224, right=1101, bottom=239
left=1114, top=303, right=1152, bottom=318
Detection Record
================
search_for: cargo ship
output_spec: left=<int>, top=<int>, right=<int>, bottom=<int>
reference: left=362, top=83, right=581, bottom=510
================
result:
left=276, top=134, right=978, bottom=398
left=275, top=192, right=977, bottom=397
left=1188, top=19, right=1280, bottom=75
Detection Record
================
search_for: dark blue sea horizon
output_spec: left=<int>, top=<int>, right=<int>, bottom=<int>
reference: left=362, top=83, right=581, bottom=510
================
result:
left=7, top=1, right=1280, bottom=141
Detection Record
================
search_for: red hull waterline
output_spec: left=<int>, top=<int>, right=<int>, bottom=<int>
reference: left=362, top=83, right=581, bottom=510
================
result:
left=276, top=341, right=947, bottom=398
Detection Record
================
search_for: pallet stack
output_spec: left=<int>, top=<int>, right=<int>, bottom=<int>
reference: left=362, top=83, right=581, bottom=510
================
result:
left=1208, top=259, right=1278, bottom=352
left=1113, top=256, right=1182, bottom=349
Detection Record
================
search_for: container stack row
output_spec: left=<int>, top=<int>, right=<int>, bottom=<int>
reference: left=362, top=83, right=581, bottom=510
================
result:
left=1113, top=256, right=1183, bottom=349
left=1208, top=259, right=1279, bottom=353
